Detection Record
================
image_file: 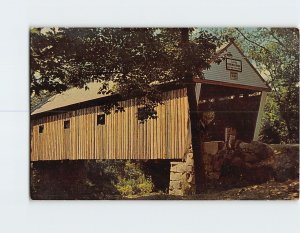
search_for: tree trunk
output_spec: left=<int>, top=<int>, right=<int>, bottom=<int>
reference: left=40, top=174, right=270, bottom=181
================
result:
left=186, top=75, right=206, bottom=193
left=181, top=28, right=206, bottom=193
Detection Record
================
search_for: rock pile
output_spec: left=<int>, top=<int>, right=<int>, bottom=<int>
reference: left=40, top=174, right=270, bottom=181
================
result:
left=203, top=141, right=299, bottom=184
left=169, top=141, right=298, bottom=195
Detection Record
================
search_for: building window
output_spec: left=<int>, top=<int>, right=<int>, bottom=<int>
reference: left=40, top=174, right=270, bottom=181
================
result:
left=64, top=120, right=70, bottom=129
left=97, top=114, right=105, bottom=125
left=39, top=125, right=44, bottom=134
left=230, top=71, right=238, bottom=80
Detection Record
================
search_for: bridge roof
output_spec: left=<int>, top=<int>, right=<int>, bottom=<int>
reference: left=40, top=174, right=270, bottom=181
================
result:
left=31, top=41, right=270, bottom=116
left=31, top=82, right=115, bottom=115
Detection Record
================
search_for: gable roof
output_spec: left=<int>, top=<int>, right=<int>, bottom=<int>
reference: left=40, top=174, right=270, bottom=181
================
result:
left=194, top=40, right=270, bottom=91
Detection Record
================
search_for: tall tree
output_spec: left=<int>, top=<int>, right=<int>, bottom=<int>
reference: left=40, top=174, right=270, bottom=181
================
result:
left=30, top=27, right=220, bottom=192
left=181, top=28, right=206, bottom=192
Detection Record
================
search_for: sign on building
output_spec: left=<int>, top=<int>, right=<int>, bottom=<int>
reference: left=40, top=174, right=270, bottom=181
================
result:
left=226, top=58, right=242, bottom=72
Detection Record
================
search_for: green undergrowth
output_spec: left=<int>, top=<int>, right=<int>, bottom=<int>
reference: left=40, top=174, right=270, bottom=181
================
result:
left=115, top=161, right=154, bottom=196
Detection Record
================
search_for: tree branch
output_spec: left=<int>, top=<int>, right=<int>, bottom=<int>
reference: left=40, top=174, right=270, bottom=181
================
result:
left=234, top=28, right=271, bottom=53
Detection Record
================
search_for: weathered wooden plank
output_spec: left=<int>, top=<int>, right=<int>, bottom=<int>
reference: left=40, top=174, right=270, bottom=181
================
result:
left=31, top=88, right=190, bottom=161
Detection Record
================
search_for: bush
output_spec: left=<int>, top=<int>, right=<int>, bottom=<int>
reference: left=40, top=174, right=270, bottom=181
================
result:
left=116, top=184, right=134, bottom=196
left=115, top=161, right=154, bottom=197
left=137, top=181, right=153, bottom=195
left=76, top=160, right=154, bottom=197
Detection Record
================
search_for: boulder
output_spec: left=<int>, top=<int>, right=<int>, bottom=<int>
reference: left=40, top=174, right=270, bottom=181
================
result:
left=270, top=144, right=299, bottom=182
left=243, top=162, right=274, bottom=183
left=231, top=156, right=243, bottom=167
left=203, top=141, right=225, bottom=155
left=223, top=150, right=235, bottom=161
left=244, top=153, right=259, bottom=163
left=215, top=149, right=227, bottom=160
left=213, top=159, right=223, bottom=172
left=238, top=141, right=273, bottom=161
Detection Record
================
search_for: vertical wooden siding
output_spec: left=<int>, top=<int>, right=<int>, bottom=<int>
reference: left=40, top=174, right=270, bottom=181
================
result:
left=30, top=88, right=191, bottom=161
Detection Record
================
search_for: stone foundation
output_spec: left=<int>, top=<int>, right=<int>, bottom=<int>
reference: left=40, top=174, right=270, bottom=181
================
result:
left=169, top=152, right=195, bottom=195
left=168, top=142, right=225, bottom=196
left=169, top=141, right=299, bottom=195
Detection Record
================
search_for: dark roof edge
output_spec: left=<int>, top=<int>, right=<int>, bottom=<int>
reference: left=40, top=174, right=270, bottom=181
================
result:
left=193, top=77, right=270, bottom=92
left=31, top=82, right=185, bottom=119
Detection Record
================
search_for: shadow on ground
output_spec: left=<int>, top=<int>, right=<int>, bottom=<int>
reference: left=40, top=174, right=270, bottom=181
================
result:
left=130, top=179, right=299, bottom=200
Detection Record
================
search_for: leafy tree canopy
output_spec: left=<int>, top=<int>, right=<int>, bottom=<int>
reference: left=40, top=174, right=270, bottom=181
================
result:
left=30, top=28, right=220, bottom=119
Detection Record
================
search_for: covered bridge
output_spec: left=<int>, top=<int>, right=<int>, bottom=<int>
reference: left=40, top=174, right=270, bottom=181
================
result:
left=30, top=41, right=270, bottom=161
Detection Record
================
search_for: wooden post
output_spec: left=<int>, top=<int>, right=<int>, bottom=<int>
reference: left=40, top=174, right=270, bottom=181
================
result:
left=225, top=127, right=236, bottom=149
left=253, top=91, right=267, bottom=141
left=195, top=83, right=202, bottom=105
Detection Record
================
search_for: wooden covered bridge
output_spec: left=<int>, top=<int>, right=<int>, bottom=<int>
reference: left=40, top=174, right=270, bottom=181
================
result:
left=30, top=41, right=270, bottom=161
